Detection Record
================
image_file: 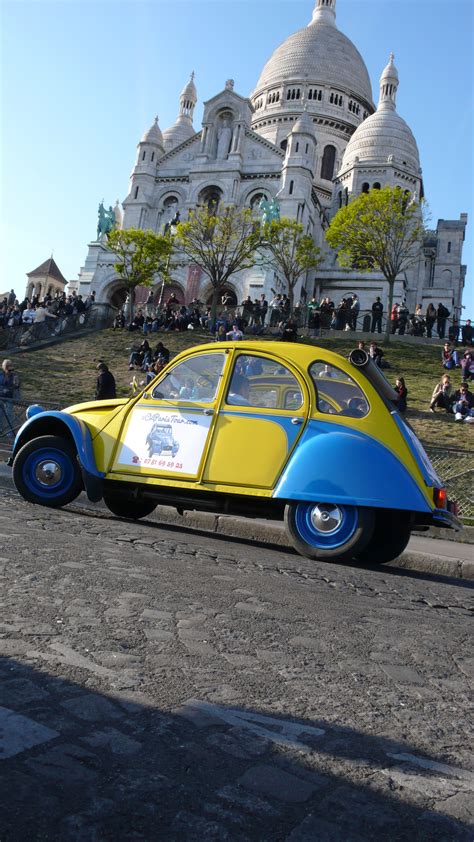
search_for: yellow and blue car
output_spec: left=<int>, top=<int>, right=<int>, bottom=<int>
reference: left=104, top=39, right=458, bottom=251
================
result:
left=10, top=342, right=460, bottom=564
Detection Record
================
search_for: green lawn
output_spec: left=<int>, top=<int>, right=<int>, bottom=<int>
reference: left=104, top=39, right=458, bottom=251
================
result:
left=10, top=327, right=473, bottom=449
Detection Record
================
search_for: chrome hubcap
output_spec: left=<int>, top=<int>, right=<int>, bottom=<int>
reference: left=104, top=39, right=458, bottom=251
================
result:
left=310, top=503, right=343, bottom=534
left=35, top=460, right=62, bottom=486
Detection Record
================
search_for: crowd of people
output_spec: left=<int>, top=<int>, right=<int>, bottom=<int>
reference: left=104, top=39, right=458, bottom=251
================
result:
left=0, top=288, right=96, bottom=330
left=113, top=292, right=300, bottom=343
left=1, top=281, right=472, bottom=438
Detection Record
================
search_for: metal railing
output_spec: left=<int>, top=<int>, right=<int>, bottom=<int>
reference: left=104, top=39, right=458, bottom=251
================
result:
left=1, top=399, right=472, bottom=521
left=424, top=446, right=474, bottom=522
left=0, top=304, right=114, bottom=351
left=175, top=305, right=470, bottom=342
left=0, top=399, right=61, bottom=446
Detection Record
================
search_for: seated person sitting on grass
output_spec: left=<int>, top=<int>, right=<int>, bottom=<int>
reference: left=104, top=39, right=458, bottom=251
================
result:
left=441, top=342, right=459, bottom=369
left=153, top=341, right=170, bottom=365
left=369, top=341, right=385, bottom=368
left=128, top=310, right=145, bottom=332
left=394, top=377, right=408, bottom=413
left=452, top=382, right=474, bottom=422
left=460, top=350, right=474, bottom=382
left=226, top=323, right=244, bottom=341
left=279, top=318, right=298, bottom=342
left=430, top=374, right=453, bottom=413
left=129, top=339, right=151, bottom=370
left=112, top=310, right=125, bottom=330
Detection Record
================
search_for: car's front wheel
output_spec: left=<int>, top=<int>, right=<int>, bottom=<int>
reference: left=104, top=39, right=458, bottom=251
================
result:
left=284, top=501, right=374, bottom=562
left=354, top=511, right=412, bottom=565
left=13, top=435, right=83, bottom=508
left=103, top=493, right=157, bottom=520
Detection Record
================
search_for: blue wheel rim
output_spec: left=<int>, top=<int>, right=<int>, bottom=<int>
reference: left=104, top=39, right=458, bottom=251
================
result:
left=22, top=447, right=75, bottom=500
left=294, top=502, right=358, bottom=549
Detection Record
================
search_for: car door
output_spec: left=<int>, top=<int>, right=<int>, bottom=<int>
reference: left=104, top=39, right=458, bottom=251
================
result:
left=109, top=351, right=228, bottom=480
left=202, top=352, right=309, bottom=489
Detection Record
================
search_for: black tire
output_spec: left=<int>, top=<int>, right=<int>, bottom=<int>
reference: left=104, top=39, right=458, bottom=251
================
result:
left=284, top=501, right=375, bottom=562
left=103, top=493, right=156, bottom=520
left=354, top=511, right=411, bottom=565
left=12, top=435, right=83, bottom=508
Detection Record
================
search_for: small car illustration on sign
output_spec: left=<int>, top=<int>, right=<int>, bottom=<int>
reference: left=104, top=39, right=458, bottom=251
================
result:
left=9, top=341, right=461, bottom=565
left=146, top=422, right=179, bottom=458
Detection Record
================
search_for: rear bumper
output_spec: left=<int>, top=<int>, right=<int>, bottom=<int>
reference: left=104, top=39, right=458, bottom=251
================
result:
left=431, top=508, right=463, bottom=531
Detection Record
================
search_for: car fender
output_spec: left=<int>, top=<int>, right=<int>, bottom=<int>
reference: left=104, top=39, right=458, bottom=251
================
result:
left=273, top=421, right=431, bottom=513
left=12, top=411, right=104, bottom=502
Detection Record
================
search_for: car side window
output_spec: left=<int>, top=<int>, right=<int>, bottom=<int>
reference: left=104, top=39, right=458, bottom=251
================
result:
left=226, top=355, right=303, bottom=409
left=309, top=361, right=369, bottom=418
left=151, top=353, right=225, bottom=403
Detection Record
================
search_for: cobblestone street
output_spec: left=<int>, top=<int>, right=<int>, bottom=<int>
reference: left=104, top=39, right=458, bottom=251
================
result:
left=0, top=488, right=472, bottom=840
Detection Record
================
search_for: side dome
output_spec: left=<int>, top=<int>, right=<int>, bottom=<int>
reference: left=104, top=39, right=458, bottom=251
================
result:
left=141, top=117, right=164, bottom=146
left=163, top=116, right=196, bottom=151
left=341, top=112, right=420, bottom=173
left=340, top=54, right=420, bottom=174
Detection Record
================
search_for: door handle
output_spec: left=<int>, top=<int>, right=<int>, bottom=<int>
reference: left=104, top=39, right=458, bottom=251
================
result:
left=203, top=408, right=214, bottom=416
left=291, top=417, right=303, bottom=425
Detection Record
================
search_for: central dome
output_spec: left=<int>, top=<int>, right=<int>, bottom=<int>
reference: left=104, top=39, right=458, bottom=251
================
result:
left=252, top=3, right=373, bottom=106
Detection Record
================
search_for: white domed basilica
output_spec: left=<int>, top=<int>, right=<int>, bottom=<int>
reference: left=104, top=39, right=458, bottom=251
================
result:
left=77, top=0, right=467, bottom=320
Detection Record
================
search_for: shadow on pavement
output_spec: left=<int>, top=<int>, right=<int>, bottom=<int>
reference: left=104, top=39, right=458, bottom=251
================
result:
left=1, top=658, right=471, bottom=841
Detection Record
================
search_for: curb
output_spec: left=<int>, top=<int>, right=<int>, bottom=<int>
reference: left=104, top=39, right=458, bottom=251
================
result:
left=1, top=466, right=472, bottom=580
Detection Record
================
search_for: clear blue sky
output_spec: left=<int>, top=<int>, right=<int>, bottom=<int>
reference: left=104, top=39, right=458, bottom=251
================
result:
left=1, top=0, right=472, bottom=317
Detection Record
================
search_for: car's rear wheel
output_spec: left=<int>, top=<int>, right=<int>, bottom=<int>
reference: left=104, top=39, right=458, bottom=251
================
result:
left=103, top=493, right=157, bottom=520
left=13, top=435, right=83, bottom=508
left=284, top=501, right=375, bottom=562
left=354, top=511, right=411, bottom=565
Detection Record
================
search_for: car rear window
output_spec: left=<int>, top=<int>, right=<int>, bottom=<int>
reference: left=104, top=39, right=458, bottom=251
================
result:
left=309, top=361, right=369, bottom=418
left=226, top=355, right=303, bottom=410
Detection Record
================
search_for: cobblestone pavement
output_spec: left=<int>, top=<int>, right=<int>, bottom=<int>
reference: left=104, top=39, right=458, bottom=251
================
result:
left=0, top=488, right=473, bottom=841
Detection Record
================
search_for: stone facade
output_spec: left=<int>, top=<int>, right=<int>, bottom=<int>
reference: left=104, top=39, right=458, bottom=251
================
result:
left=74, top=0, right=467, bottom=320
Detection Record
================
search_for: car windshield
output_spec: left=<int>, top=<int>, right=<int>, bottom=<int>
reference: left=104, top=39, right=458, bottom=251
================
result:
left=151, top=353, right=225, bottom=403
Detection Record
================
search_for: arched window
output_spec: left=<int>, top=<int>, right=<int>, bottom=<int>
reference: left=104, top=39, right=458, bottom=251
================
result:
left=249, top=192, right=267, bottom=210
left=289, top=180, right=294, bottom=195
left=373, top=182, right=381, bottom=190
left=295, top=142, right=299, bottom=153
left=151, top=152, right=155, bottom=162
left=361, top=182, right=369, bottom=193
left=134, top=186, right=139, bottom=199
left=344, top=188, right=349, bottom=206
left=338, top=191, right=342, bottom=208
left=447, top=241, right=452, bottom=253
left=280, top=139, right=288, bottom=151
left=321, top=145, right=336, bottom=180
left=142, top=151, right=146, bottom=161
left=198, top=186, right=223, bottom=212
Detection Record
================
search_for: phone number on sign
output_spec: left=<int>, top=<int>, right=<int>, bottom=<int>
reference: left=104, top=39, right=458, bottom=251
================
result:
left=131, top=456, right=184, bottom=469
